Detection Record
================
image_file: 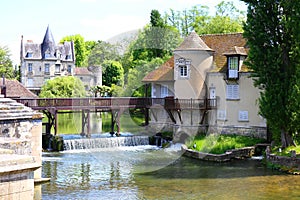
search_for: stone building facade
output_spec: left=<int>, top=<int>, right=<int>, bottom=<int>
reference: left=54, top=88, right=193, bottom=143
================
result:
left=0, top=97, right=43, bottom=199
left=20, top=26, right=76, bottom=95
left=143, top=32, right=267, bottom=139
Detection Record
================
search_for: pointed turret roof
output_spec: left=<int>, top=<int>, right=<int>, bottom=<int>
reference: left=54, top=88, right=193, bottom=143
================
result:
left=175, top=31, right=213, bottom=51
left=41, top=25, right=56, bottom=58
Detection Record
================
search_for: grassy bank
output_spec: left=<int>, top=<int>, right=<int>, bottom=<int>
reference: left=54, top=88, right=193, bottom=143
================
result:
left=186, top=134, right=265, bottom=154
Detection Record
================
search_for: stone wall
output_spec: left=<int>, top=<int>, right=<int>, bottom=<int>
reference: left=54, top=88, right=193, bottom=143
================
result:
left=266, top=150, right=300, bottom=173
left=208, top=125, right=267, bottom=139
left=181, top=144, right=255, bottom=162
left=0, top=98, right=43, bottom=199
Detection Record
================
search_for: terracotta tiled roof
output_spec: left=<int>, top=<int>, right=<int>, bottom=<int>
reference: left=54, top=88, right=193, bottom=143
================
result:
left=142, top=56, right=174, bottom=82
left=175, top=31, right=213, bottom=51
left=0, top=79, right=37, bottom=98
left=75, top=67, right=92, bottom=75
left=223, top=46, right=247, bottom=56
left=143, top=32, right=249, bottom=82
left=200, top=33, right=248, bottom=72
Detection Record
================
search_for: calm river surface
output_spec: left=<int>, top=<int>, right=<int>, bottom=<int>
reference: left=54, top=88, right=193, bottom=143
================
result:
left=41, top=143, right=300, bottom=200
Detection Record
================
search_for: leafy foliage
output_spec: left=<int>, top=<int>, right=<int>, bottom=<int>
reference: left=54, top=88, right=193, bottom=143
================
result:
left=0, top=46, right=14, bottom=79
left=164, top=1, right=245, bottom=36
left=39, top=76, right=86, bottom=98
left=60, top=34, right=87, bottom=67
left=242, top=0, right=300, bottom=147
left=90, top=85, right=112, bottom=97
left=122, top=58, right=165, bottom=97
left=102, top=60, right=124, bottom=87
left=87, top=41, right=121, bottom=66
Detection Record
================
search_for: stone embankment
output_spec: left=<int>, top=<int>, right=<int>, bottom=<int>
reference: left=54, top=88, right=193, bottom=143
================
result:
left=266, top=147, right=300, bottom=174
left=181, top=145, right=255, bottom=162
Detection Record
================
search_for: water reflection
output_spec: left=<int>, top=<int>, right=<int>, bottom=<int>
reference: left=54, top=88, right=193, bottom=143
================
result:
left=41, top=147, right=300, bottom=200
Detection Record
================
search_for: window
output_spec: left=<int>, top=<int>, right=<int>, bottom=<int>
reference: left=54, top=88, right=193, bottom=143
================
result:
left=45, top=53, right=51, bottom=58
left=28, top=63, right=33, bottom=72
left=45, top=64, right=50, bottom=74
left=176, top=58, right=191, bottom=79
left=66, top=54, right=72, bottom=60
left=55, top=64, right=61, bottom=73
left=228, top=56, right=239, bottom=78
left=160, top=85, right=168, bottom=98
left=26, top=52, right=33, bottom=58
left=226, top=84, right=239, bottom=100
left=27, top=78, right=33, bottom=87
left=239, top=110, right=249, bottom=121
left=217, top=110, right=226, bottom=120
left=67, top=65, right=72, bottom=74
left=180, top=66, right=188, bottom=77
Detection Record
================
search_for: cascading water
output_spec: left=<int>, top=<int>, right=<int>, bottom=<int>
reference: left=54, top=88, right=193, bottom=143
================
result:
left=63, top=135, right=150, bottom=150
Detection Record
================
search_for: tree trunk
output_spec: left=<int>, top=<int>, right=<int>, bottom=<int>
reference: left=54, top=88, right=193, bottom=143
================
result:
left=281, top=128, right=296, bottom=148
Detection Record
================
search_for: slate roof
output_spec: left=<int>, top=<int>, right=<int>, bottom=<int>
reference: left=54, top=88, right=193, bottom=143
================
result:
left=142, top=32, right=249, bottom=82
left=23, top=26, right=75, bottom=62
left=0, top=79, right=37, bottom=98
left=41, top=25, right=56, bottom=59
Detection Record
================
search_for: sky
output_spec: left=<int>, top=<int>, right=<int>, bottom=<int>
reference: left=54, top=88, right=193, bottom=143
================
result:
left=0, top=0, right=247, bottom=66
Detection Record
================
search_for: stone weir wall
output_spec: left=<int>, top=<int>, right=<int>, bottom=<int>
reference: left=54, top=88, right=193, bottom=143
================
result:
left=0, top=97, right=43, bottom=199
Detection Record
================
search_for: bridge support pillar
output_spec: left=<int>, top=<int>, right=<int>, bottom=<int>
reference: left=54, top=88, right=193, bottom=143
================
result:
left=81, top=110, right=91, bottom=137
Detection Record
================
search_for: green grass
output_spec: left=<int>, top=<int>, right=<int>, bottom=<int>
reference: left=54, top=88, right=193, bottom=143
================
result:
left=272, top=145, right=300, bottom=157
left=186, top=134, right=265, bottom=154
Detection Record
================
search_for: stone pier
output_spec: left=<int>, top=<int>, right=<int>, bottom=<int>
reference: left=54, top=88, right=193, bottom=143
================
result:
left=0, top=97, right=43, bottom=199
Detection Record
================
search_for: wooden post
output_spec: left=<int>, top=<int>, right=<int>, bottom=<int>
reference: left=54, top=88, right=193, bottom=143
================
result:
left=110, top=110, right=115, bottom=136
left=54, top=110, right=58, bottom=135
left=87, top=110, right=90, bottom=137
left=81, top=110, right=85, bottom=136
left=144, top=108, right=149, bottom=125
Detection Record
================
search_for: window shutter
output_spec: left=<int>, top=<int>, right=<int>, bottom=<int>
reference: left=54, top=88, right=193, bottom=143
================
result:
left=238, top=110, right=248, bottom=121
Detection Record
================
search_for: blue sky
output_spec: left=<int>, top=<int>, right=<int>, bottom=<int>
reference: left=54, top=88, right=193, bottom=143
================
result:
left=0, top=0, right=247, bottom=65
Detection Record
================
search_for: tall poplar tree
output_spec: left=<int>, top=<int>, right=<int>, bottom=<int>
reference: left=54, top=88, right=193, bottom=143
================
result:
left=242, top=0, right=300, bottom=147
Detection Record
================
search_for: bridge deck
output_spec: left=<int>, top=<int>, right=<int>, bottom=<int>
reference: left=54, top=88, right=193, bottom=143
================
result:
left=14, top=97, right=217, bottom=136
left=15, top=97, right=217, bottom=111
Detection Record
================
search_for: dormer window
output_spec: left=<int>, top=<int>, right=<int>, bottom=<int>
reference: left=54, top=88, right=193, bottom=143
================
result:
left=223, top=46, right=247, bottom=80
left=175, top=58, right=191, bottom=79
left=66, top=54, right=72, bottom=60
left=228, top=56, right=239, bottom=79
left=45, top=53, right=51, bottom=58
left=26, top=52, right=33, bottom=58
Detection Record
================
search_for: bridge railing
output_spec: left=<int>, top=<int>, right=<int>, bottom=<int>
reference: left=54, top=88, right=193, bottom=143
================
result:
left=15, top=97, right=217, bottom=110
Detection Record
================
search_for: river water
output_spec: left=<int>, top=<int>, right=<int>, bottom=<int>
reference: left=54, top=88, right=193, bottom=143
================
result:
left=41, top=139, right=300, bottom=200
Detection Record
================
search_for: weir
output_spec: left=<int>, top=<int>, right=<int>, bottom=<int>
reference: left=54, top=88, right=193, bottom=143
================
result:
left=63, top=135, right=150, bottom=150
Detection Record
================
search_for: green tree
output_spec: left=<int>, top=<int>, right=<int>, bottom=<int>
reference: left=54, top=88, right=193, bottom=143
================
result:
left=0, top=46, right=14, bottom=79
left=39, top=76, right=86, bottom=98
left=61, top=34, right=87, bottom=67
left=164, top=2, right=245, bottom=36
left=242, top=0, right=300, bottom=147
left=102, top=60, right=124, bottom=87
left=87, top=40, right=120, bottom=66
left=128, top=10, right=181, bottom=62
left=123, top=58, right=165, bottom=97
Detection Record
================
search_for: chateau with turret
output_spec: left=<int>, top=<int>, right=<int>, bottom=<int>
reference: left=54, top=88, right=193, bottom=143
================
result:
left=20, top=26, right=76, bottom=95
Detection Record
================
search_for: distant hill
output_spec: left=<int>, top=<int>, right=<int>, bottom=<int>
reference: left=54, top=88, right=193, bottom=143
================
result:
left=106, top=29, right=139, bottom=55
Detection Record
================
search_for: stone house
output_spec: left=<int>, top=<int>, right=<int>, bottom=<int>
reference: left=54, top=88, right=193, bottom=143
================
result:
left=20, top=26, right=76, bottom=95
left=143, top=32, right=266, bottom=139
left=74, top=66, right=102, bottom=92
